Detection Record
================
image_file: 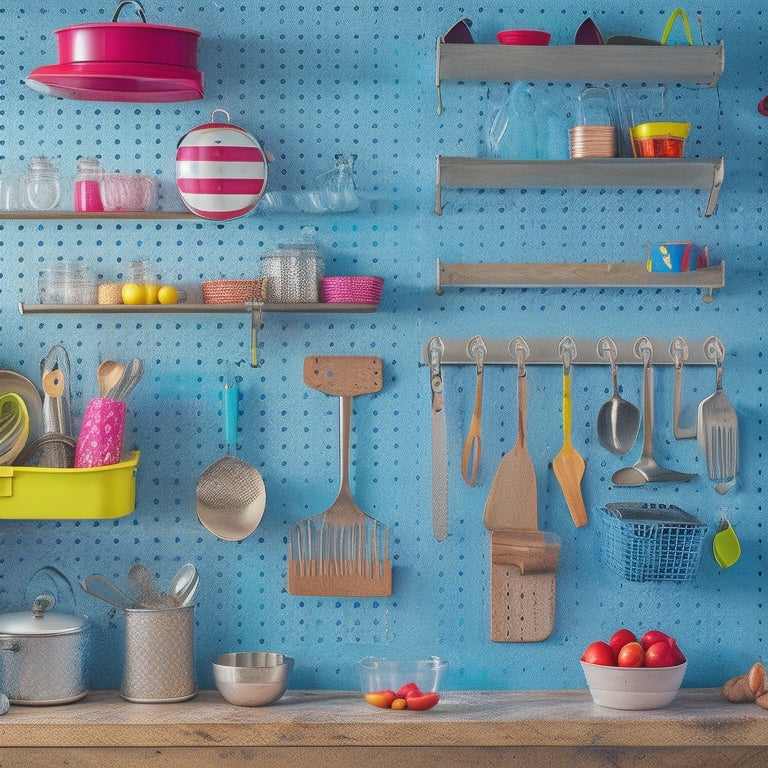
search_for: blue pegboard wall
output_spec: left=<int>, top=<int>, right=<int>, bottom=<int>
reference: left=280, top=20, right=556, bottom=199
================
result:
left=0, top=1, right=764, bottom=692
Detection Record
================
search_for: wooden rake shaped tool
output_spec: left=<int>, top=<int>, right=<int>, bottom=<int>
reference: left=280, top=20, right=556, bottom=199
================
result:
left=288, top=355, right=392, bottom=597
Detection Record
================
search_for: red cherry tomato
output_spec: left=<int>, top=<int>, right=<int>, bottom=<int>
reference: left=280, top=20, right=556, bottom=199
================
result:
left=609, top=628, right=638, bottom=657
left=617, top=641, right=645, bottom=667
left=364, top=689, right=397, bottom=708
left=644, top=640, right=679, bottom=667
left=668, top=637, right=687, bottom=664
left=405, top=692, right=441, bottom=711
left=396, top=682, right=422, bottom=698
left=640, top=629, right=671, bottom=650
left=581, top=640, right=616, bottom=666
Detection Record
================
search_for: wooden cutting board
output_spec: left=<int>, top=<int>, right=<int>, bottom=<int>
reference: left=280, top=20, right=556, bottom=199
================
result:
left=490, top=530, right=560, bottom=643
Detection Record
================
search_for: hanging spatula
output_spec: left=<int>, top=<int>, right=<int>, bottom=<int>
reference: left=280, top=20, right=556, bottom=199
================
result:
left=484, top=337, right=537, bottom=532
left=552, top=336, right=588, bottom=528
left=698, top=336, right=738, bottom=494
left=288, top=356, right=391, bottom=597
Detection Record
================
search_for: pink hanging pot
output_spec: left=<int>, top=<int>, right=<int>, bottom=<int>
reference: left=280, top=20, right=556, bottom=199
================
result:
left=25, top=1, right=203, bottom=102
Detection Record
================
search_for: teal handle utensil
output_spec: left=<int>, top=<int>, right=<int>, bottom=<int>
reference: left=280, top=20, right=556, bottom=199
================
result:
left=224, top=382, right=239, bottom=453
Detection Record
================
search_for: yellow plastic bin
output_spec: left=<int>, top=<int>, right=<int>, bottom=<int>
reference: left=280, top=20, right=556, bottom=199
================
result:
left=0, top=451, right=139, bottom=519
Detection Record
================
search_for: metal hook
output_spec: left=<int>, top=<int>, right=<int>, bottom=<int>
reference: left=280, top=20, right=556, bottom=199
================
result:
left=596, top=335, right=618, bottom=365
left=634, top=335, right=654, bottom=364
left=558, top=335, right=577, bottom=374
left=466, top=335, right=487, bottom=374
left=509, top=336, right=530, bottom=377
left=703, top=335, right=725, bottom=365
left=427, top=336, right=445, bottom=394
left=669, top=336, right=690, bottom=369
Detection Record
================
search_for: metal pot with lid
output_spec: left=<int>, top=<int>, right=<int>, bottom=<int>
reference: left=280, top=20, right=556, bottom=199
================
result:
left=0, top=594, right=91, bottom=705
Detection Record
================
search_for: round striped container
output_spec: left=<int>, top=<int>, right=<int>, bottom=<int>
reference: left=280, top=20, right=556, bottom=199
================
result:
left=176, top=110, right=268, bottom=220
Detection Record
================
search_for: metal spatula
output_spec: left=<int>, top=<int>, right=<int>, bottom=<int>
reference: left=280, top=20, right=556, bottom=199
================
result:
left=698, top=337, right=738, bottom=493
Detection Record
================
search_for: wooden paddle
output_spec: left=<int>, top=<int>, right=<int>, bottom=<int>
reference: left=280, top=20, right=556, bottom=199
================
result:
left=483, top=364, right=537, bottom=532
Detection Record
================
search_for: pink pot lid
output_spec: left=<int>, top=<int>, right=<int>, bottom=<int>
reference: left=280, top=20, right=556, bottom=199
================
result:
left=25, top=61, right=204, bottom=102
left=55, top=22, right=201, bottom=36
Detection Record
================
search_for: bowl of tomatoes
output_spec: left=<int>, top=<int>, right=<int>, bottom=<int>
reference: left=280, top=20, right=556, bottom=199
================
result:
left=580, top=628, right=687, bottom=710
left=358, top=656, right=447, bottom=711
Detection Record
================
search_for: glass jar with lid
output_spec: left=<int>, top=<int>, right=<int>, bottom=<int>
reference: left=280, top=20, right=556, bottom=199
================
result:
left=24, top=157, right=61, bottom=211
left=73, top=157, right=104, bottom=212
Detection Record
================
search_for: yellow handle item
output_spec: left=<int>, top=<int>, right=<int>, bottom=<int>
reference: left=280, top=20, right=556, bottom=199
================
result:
left=661, top=8, right=694, bottom=46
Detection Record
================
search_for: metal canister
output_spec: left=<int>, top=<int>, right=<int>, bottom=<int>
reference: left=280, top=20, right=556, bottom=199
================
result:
left=121, top=604, right=197, bottom=703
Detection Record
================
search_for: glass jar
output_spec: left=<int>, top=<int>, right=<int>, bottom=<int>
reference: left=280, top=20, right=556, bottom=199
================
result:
left=24, top=157, right=61, bottom=211
left=260, top=230, right=325, bottom=303
left=73, top=157, right=104, bottom=212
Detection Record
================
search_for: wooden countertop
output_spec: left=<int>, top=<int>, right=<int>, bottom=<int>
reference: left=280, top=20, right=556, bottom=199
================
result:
left=1, top=689, right=766, bottom=768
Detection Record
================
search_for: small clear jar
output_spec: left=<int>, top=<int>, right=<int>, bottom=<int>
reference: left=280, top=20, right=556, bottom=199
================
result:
left=73, top=157, right=104, bottom=212
left=24, top=157, right=61, bottom=211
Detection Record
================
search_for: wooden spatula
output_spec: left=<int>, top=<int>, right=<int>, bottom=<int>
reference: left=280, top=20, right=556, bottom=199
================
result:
left=484, top=358, right=537, bottom=531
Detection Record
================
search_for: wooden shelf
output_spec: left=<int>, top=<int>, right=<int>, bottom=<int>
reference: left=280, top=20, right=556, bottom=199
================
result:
left=435, top=156, right=725, bottom=217
left=19, top=302, right=378, bottom=315
left=435, top=259, right=725, bottom=302
left=0, top=211, right=197, bottom=221
left=0, top=688, right=765, bottom=768
left=435, top=41, right=725, bottom=113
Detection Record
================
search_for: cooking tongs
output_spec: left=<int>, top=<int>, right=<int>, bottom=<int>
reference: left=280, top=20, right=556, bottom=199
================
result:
left=461, top=335, right=486, bottom=487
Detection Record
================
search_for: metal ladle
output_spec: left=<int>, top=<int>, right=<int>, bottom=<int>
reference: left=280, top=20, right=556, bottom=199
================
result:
left=595, top=336, right=640, bottom=456
left=612, top=337, right=698, bottom=486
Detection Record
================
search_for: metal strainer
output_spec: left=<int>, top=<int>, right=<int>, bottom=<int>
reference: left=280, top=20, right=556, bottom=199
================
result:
left=196, top=383, right=266, bottom=541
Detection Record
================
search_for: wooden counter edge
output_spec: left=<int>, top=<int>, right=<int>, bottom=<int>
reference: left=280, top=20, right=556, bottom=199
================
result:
left=0, top=688, right=766, bottom=749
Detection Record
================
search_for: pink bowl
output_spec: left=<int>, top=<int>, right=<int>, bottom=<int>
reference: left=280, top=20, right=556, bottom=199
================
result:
left=496, top=29, right=551, bottom=46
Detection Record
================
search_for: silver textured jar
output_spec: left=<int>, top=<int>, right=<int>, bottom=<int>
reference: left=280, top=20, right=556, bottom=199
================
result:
left=0, top=594, right=91, bottom=705
left=121, top=604, right=197, bottom=703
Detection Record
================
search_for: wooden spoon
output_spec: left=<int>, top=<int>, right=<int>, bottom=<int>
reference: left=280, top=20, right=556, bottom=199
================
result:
left=552, top=343, right=587, bottom=528
left=97, top=360, right=126, bottom=398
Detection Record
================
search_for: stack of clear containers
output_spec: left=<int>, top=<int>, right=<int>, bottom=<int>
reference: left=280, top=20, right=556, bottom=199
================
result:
left=38, top=262, right=96, bottom=304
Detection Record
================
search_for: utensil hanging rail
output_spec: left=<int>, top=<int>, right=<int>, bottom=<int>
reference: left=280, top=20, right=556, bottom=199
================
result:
left=422, top=337, right=721, bottom=367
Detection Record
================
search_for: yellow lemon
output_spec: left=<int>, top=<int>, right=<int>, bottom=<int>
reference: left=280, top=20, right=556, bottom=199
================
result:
left=121, top=283, right=147, bottom=305
left=144, top=284, right=160, bottom=305
left=157, top=285, right=180, bottom=305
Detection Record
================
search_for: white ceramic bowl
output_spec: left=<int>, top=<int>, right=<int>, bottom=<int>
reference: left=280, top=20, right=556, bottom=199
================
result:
left=581, top=660, right=687, bottom=710
left=212, top=652, right=293, bottom=707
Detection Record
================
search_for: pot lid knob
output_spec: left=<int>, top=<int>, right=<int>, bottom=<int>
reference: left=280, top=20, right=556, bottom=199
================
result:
left=32, top=594, right=55, bottom=619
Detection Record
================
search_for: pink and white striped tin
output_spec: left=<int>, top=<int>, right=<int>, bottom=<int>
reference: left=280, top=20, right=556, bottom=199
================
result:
left=176, top=109, right=268, bottom=220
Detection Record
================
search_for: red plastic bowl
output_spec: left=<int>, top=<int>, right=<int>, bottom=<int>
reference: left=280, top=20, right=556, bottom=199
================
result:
left=496, top=29, right=551, bottom=46
left=632, top=137, right=685, bottom=159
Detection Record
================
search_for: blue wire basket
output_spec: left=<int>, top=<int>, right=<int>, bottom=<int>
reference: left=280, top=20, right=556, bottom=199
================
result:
left=599, top=503, right=707, bottom=583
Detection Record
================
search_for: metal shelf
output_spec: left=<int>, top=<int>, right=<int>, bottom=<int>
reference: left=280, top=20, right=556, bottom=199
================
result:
left=18, top=302, right=378, bottom=315
left=435, top=259, right=725, bottom=302
left=435, top=41, right=725, bottom=113
left=435, top=156, right=725, bottom=217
